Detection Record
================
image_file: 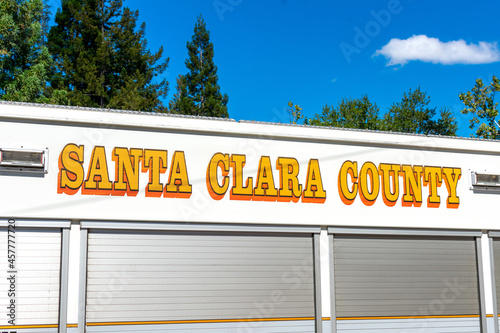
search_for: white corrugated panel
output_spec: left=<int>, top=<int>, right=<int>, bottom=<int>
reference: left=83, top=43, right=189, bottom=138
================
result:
left=333, top=235, right=480, bottom=332
left=86, top=230, right=315, bottom=331
left=0, top=228, right=61, bottom=326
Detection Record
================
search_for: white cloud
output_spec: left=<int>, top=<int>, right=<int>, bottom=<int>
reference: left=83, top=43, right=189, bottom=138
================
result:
left=374, top=35, right=500, bottom=66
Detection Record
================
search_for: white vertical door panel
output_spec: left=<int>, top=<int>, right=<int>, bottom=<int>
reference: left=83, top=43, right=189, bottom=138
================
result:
left=0, top=228, right=61, bottom=326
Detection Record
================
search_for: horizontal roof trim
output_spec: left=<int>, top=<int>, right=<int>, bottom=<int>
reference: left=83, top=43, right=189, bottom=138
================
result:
left=0, top=219, right=70, bottom=229
left=328, top=227, right=482, bottom=238
left=81, top=221, right=320, bottom=234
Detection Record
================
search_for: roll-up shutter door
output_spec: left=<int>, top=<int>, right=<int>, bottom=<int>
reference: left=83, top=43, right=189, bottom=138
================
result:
left=86, top=229, right=316, bottom=332
left=491, top=237, right=500, bottom=327
left=332, top=234, right=481, bottom=332
left=0, top=228, right=61, bottom=329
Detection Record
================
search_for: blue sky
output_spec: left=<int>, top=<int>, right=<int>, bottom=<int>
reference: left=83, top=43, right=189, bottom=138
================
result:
left=46, top=0, right=500, bottom=137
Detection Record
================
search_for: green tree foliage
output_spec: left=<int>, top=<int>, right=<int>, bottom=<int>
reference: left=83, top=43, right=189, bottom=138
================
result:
left=382, top=87, right=457, bottom=136
left=308, top=95, right=381, bottom=130
left=169, top=74, right=190, bottom=114
left=459, top=76, right=500, bottom=139
left=170, top=15, right=228, bottom=117
left=48, top=0, right=169, bottom=111
left=0, top=0, right=55, bottom=102
left=287, top=101, right=303, bottom=124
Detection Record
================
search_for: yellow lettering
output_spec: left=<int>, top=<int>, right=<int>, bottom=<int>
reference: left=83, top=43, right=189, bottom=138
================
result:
left=83, top=146, right=112, bottom=194
left=206, top=153, right=230, bottom=200
left=58, top=144, right=84, bottom=195
left=142, top=149, right=168, bottom=197
left=401, top=165, right=423, bottom=207
left=379, top=163, right=401, bottom=207
left=276, top=157, right=302, bottom=202
left=112, top=147, right=143, bottom=195
left=424, top=166, right=442, bottom=208
left=358, top=162, right=379, bottom=206
left=230, top=154, right=253, bottom=200
left=254, top=156, right=278, bottom=199
left=165, top=151, right=192, bottom=198
left=338, top=161, right=358, bottom=205
left=302, top=159, right=326, bottom=203
left=442, top=167, right=461, bottom=208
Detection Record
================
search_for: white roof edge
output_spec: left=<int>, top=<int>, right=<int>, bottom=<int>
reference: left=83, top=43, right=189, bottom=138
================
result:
left=1, top=101, right=499, bottom=154
left=0, top=100, right=237, bottom=122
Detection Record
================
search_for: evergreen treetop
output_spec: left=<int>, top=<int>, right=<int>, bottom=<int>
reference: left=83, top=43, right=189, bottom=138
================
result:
left=170, top=15, right=229, bottom=118
left=48, top=0, right=169, bottom=111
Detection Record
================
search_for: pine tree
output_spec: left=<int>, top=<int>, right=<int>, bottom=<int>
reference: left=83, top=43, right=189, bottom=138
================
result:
left=48, top=0, right=169, bottom=111
left=170, top=15, right=228, bottom=118
left=0, top=0, right=54, bottom=102
left=169, top=75, right=193, bottom=114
